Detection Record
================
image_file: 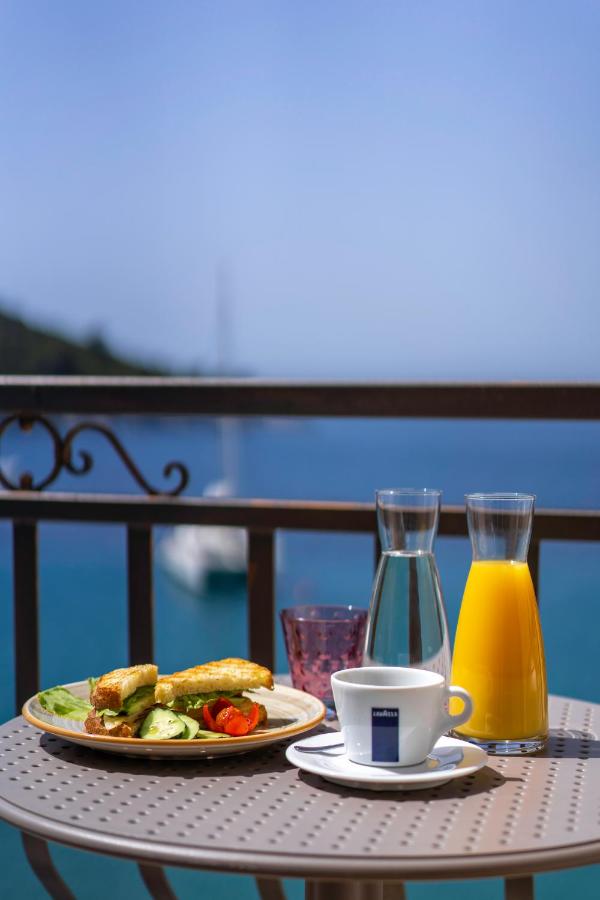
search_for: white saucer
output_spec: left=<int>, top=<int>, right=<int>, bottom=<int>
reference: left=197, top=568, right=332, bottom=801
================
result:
left=286, top=734, right=488, bottom=791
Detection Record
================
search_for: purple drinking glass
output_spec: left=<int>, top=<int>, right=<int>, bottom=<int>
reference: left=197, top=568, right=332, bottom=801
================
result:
left=280, top=605, right=368, bottom=717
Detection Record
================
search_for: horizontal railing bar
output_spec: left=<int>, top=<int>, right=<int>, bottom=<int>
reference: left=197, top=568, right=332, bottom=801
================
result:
left=0, top=377, right=599, bottom=419
left=1, top=492, right=600, bottom=542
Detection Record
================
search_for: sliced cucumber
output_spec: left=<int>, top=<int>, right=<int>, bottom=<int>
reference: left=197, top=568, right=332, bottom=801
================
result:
left=193, top=728, right=228, bottom=740
left=177, top=714, right=200, bottom=740
left=139, top=708, right=185, bottom=740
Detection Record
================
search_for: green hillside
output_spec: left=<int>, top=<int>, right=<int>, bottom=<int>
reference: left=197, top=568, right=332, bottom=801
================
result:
left=0, top=308, right=164, bottom=375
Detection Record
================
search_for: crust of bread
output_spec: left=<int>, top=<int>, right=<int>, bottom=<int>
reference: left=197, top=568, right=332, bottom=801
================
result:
left=155, top=658, right=273, bottom=704
left=90, top=664, right=158, bottom=711
left=84, top=710, right=138, bottom=738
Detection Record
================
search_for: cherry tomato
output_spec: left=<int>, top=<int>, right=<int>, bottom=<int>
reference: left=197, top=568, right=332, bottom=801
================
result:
left=202, top=697, right=238, bottom=732
left=202, top=698, right=232, bottom=731
left=215, top=706, right=250, bottom=736
left=202, top=702, right=217, bottom=731
left=202, top=698, right=261, bottom=735
left=245, top=702, right=260, bottom=731
left=211, top=697, right=233, bottom=716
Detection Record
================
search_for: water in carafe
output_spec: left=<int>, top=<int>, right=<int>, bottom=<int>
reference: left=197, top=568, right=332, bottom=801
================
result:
left=364, top=489, right=451, bottom=680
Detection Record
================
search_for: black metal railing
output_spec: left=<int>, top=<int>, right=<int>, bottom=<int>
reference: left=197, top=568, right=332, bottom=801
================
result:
left=4, top=491, right=600, bottom=711
left=0, top=377, right=599, bottom=711
left=1, top=377, right=600, bottom=900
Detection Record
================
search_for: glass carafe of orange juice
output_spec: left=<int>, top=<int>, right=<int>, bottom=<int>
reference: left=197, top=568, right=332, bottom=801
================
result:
left=451, top=493, right=547, bottom=754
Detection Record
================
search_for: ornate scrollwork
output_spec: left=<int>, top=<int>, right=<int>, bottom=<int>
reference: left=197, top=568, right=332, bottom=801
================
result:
left=0, top=414, right=189, bottom=496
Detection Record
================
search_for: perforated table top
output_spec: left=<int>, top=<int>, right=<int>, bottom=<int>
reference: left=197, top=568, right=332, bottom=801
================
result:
left=0, top=695, right=599, bottom=881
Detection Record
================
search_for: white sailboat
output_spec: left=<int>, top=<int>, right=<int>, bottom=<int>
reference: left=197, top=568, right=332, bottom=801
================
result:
left=158, top=266, right=247, bottom=594
left=158, top=472, right=247, bottom=594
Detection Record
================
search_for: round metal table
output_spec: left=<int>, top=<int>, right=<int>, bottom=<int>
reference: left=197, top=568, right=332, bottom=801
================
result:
left=0, top=695, right=599, bottom=900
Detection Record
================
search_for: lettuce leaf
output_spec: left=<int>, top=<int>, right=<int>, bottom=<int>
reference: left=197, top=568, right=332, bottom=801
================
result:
left=166, top=691, right=244, bottom=710
left=97, top=684, right=155, bottom=717
left=38, top=687, right=92, bottom=722
left=124, top=684, right=155, bottom=712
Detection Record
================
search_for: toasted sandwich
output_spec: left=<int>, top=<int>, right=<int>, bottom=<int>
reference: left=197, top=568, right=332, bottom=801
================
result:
left=84, top=664, right=158, bottom=737
left=155, top=657, right=273, bottom=724
left=81, top=658, right=273, bottom=739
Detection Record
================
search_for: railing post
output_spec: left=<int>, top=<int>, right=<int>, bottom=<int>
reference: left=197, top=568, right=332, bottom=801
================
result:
left=14, top=527, right=77, bottom=900
left=408, top=556, right=423, bottom=664
left=13, top=521, right=39, bottom=710
left=529, top=539, right=540, bottom=601
left=504, top=876, right=534, bottom=900
left=248, top=529, right=275, bottom=671
left=127, top=525, right=154, bottom=664
left=374, top=532, right=381, bottom=574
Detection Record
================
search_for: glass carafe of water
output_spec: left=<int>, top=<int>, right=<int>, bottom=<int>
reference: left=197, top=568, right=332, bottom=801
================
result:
left=364, top=489, right=451, bottom=680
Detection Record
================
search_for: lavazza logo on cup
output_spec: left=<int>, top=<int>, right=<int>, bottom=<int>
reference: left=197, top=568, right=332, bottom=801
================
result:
left=371, top=708, right=400, bottom=763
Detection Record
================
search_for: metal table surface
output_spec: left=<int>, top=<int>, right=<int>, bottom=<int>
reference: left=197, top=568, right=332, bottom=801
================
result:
left=1, top=695, right=599, bottom=900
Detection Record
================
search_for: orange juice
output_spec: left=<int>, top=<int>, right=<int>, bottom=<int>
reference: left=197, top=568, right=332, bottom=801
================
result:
left=451, top=560, right=547, bottom=742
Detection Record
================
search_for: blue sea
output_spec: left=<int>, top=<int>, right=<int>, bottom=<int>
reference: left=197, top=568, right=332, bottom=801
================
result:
left=1, top=416, right=599, bottom=899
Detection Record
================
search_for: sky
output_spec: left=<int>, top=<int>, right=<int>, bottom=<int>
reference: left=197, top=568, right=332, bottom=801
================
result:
left=1, top=1, right=600, bottom=378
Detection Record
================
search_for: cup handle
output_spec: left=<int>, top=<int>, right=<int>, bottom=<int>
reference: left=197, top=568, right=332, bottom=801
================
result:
left=442, top=685, right=473, bottom=733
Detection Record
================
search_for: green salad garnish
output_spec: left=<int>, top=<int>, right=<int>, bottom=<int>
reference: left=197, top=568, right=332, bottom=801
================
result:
left=166, top=690, right=245, bottom=710
left=37, top=686, right=92, bottom=722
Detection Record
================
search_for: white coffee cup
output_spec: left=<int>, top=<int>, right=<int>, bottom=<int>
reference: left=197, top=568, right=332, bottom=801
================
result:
left=331, top=666, right=474, bottom=767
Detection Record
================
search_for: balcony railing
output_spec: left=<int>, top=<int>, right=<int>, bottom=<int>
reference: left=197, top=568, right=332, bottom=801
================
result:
left=1, top=377, right=600, bottom=899
left=1, top=376, right=600, bottom=709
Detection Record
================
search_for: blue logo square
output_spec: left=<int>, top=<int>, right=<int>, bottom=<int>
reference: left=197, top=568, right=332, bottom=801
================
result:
left=371, top=707, right=399, bottom=763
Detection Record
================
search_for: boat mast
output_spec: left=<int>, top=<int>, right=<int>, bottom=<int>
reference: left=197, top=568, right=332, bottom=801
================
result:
left=216, top=262, right=238, bottom=493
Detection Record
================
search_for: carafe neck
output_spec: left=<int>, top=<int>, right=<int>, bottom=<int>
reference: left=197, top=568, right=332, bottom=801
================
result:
left=376, top=489, right=441, bottom=554
left=466, top=493, right=534, bottom=562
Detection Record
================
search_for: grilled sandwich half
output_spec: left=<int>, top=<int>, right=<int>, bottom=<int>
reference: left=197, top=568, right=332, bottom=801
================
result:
left=155, top=657, right=273, bottom=724
left=85, top=664, right=158, bottom=737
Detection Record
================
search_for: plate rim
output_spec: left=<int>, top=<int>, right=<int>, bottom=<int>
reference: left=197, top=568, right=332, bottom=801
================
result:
left=23, top=680, right=326, bottom=749
left=286, top=734, right=487, bottom=785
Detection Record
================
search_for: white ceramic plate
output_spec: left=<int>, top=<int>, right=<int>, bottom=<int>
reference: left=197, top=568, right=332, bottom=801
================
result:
left=286, top=734, right=487, bottom=791
left=23, top=681, right=325, bottom=758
